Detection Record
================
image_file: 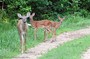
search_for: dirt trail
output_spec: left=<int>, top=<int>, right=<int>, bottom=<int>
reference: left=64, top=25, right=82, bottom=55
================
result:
left=12, top=27, right=90, bottom=59
left=81, top=47, right=90, bottom=59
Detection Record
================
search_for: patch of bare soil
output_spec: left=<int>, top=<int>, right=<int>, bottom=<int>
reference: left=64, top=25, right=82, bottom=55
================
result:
left=12, top=27, right=90, bottom=59
left=81, top=47, right=90, bottom=59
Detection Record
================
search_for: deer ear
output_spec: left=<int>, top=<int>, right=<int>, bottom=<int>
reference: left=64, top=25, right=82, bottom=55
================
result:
left=32, top=13, right=35, bottom=17
left=63, top=16, right=66, bottom=20
left=26, top=12, right=30, bottom=17
left=17, top=13, right=22, bottom=18
left=58, top=16, right=61, bottom=20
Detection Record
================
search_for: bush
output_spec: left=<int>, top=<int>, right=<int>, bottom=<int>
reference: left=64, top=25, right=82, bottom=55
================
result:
left=0, top=0, right=90, bottom=24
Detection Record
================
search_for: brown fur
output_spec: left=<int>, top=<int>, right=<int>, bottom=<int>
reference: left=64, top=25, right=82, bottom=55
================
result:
left=50, top=16, right=65, bottom=42
left=30, top=13, right=52, bottom=41
left=17, top=12, right=29, bottom=53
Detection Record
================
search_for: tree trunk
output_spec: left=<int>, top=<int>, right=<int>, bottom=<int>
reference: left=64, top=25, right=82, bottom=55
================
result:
left=2, top=1, right=4, bottom=10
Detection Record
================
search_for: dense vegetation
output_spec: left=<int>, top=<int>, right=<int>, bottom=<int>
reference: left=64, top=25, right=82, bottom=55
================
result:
left=0, top=0, right=90, bottom=22
left=0, top=0, right=90, bottom=59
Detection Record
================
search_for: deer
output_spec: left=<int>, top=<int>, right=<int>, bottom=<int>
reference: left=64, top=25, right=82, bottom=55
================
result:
left=50, top=16, right=65, bottom=42
left=17, top=12, right=30, bottom=53
left=29, top=13, right=52, bottom=41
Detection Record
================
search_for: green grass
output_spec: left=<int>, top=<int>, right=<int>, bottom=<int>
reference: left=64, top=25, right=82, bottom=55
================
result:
left=0, top=15, right=90, bottom=59
left=56, top=15, right=90, bottom=34
left=0, top=27, right=45, bottom=59
left=39, top=35, right=90, bottom=59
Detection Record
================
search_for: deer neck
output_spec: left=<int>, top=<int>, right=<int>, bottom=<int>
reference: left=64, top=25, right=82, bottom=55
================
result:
left=59, top=20, right=63, bottom=25
left=30, top=18, right=34, bottom=24
left=17, top=20, right=27, bottom=33
left=57, top=20, right=63, bottom=28
left=22, top=21, right=27, bottom=31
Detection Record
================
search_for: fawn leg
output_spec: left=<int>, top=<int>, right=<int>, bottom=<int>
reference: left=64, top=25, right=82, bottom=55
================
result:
left=24, top=33, right=27, bottom=51
left=34, top=28, right=37, bottom=40
left=44, top=29, right=47, bottom=42
left=20, top=34, right=24, bottom=53
left=51, top=29, right=56, bottom=42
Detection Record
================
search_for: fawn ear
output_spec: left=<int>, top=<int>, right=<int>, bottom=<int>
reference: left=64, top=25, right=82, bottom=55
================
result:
left=58, top=16, right=61, bottom=20
left=17, top=13, right=23, bottom=18
left=26, top=12, right=30, bottom=17
left=63, top=16, right=66, bottom=20
left=32, top=13, right=35, bottom=17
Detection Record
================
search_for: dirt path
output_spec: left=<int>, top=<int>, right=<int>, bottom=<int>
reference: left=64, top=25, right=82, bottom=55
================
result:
left=81, top=47, right=90, bottom=59
left=12, top=27, right=90, bottom=59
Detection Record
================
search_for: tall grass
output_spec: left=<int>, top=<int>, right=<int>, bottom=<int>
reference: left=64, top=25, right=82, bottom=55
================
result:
left=0, top=15, right=90, bottom=59
left=0, top=25, right=46, bottom=59
left=57, top=15, right=90, bottom=33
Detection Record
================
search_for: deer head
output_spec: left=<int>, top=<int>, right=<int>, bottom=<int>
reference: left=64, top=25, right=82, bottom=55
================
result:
left=17, top=12, right=30, bottom=23
left=29, top=13, right=35, bottom=21
left=58, top=16, right=65, bottom=22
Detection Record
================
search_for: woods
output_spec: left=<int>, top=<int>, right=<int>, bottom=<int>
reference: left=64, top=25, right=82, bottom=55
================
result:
left=0, top=0, right=90, bottom=23
left=0, top=0, right=90, bottom=59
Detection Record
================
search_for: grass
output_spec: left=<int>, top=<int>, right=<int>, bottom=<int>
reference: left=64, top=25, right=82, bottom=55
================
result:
left=39, top=35, right=90, bottom=59
left=0, top=26, right=45, bottom=59
left=0, top=15, right=90, bottom=59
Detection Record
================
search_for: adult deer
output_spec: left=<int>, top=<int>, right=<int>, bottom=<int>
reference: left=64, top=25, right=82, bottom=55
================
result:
left=51, top=16, right=65, bottom=42
left=17, top=12, right=30, bottom=53
left=29, top=13, right=52, bottom=41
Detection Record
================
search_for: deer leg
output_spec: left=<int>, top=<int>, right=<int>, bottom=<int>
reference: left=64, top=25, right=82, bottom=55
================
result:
left=52, top=28, right=54, bottom=39
left=51, top=29, right=56, bottom=42
left=20, top=34, right=22, bottom=53
left=20, top=34, right=24, bottom=53
left=44, top=29, right=46, bottom=41
left=46, top=26, right=52, bottom=34
left=24, top=33, right=27, bottom=51
left=44, top=29, right=48, bottom=42
left=53, top=29, right=56, bottom=40
left=34, top=28, right=37, bottom=40
left=54, top=29, right=56, bottom=41
left=46, top=27, right=52, bottom=39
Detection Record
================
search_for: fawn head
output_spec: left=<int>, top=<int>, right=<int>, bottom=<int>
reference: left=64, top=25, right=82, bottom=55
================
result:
left=17, top=12, right=30, bottom=23
left=29, top=13, right=35, bottom=20
left=58, top=16, right=65, bottom=22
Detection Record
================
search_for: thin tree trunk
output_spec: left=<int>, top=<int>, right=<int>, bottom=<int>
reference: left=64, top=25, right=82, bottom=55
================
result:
left=2, top=0, right=4, bottom=10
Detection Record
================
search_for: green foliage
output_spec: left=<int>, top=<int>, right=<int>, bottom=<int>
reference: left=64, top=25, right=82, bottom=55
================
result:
left=0, top=0, right=90, bottom=22
left=0, top=25, right=45, bottom=59
left=4, top=0, right=31, bottom=18
left=0, top=10, right=8, bottom=23
left=0, top=0, right=90, bottom=58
